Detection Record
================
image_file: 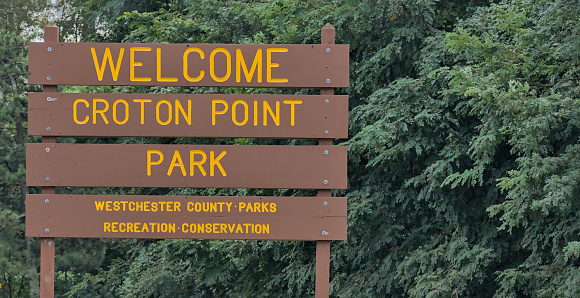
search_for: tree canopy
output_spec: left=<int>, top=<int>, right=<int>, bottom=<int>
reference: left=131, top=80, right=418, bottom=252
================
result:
left=1, top=0, right=579, bottom=297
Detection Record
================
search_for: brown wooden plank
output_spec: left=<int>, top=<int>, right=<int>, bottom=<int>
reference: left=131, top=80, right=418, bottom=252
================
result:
left=26, top=195, right=347, bottom=240
left=28, top=92, right=348, bottom=138
left=40, top=25, right=58, bottom=298
left=29, top=43, right=349, bottom=87
left=26, top=144, right=346, bottom=189
left=316, top=23, right=336, bottom=298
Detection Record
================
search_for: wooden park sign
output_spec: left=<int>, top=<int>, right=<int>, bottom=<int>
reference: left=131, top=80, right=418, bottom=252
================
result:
left=28, top=43, right=349, bottom=87
left=27, top=25, right=347, bottom=298
left=27, top=195, right=346, bottom=240
left=29, top=92, right=348, bottom=138
left=27, top=143, right=346, bottom=189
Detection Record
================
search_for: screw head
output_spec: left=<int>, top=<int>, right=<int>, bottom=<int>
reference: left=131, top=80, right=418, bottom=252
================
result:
left=322, top=231, right=329, bottom=235
left=326, top=48, right=331, bottom=52
left=47, top=76, right=51, bottom=80
left=45, top=177, right=50, bottom=182
left=326, top=79, right=330, bottom=83
left=323, top=180, right=328, bottom=184
left=324, top=130, right=329, bottom=135
left=45, top=228, right=50, bottom=233
left=47, top=97, right=51, bottom=101
left=323, top=201, right=328, bottom=206
left=325, top=99, right=329, bottom=104
left=324, top=150, right=329, bottom=155
left=47, top=47, right=52, bottom=52
left=45, top=147, right=50, bottom=152
left=46, top=127, right=51, bottom=131
left=45, top=199, right=49, bottom=203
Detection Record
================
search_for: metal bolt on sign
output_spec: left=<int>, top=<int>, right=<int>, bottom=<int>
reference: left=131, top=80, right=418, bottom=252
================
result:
left=323, top=201, right=328, bottom=206
left=326, top=79, right=330, bottom=83
left=47, top=76, right=51, bottom=80
left=324, top=150, right=328, bottom=155
left=46, top=127, right=51, bottom=131
left=45, top=177, right=50, bottom=182
left=45, top=199, right=49, bottom=203
left=45, top=229, right=49, bottom=233
left=45, top=148, right=50, bottom=152
left=47, top=47, right=52, bottom=51
left=325, top=99, right=329, bottom=104
left=322, top=231, right=329, bottom=235
left=323, top=180, right=328, bottom=184
left=326, top=48, right=330, bottom=52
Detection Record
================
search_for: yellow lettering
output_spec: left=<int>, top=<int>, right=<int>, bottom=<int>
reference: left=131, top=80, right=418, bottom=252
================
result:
left=263, top=101, right=280, bottom=126
left=283, top=100, right=302, bottom=126
left=270, top=203, right=276, bottom=213
left=253, top=101, right=258, bottom=126
left=133, top=99, right=152, bottom=124
left=266, top=48, right=288, bottom=83
left=119, top=222, right=126, bottom=232
left=174, top=202, right=181, bottom=211
left=212, top=100, right=228, bottom=125
left=130, top=47, right=152, bottom=82
left=232, top=100, right=248, bottom=126
left=91, top=47, right=124, bottom=81
left=167, top=150, right=186, bottom=176
left=113, top=99, right=129, bottom=124
left=183, top=48, right=204, bottom=82
left=187, top=202, right=194, bottom=212
left=111, top=222, right=118, bottom=232
left=236, top=49, right=262, bottom=83
left=156, top=48, right=178, bottom=82
left=151, top=202, right=158, bottom=212
left=95, top=201, right=105, bottom=211
left=210, top=151, right=227, bottom=176
left=104, top=222, right=111, bottom=232
left=147, top=150, right=164, bottom=176
left=210, top=48, right=231, bottom=82
left=156, top=100, right=172, bottom=125
left=263, top=224, right=269, bottom=234
left=189, top=150, right=207, bottom=176
left=127, top=222, right=134, bottom=232
left=175, top=100, right=191, bottom=125
left=105, top=201, right=112, bottom=211
left=73, top=99, right=89, bottom=124
left=93, top=98, right=109, bottom=124
left=114, top=201, right=120, bottom=211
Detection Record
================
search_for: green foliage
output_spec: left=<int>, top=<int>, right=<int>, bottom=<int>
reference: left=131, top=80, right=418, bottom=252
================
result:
left=3, top=0, right=579, bottom=297
left=0, top=209, right=29, bottom=297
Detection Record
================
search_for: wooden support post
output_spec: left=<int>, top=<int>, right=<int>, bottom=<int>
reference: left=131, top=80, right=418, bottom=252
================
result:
left=40, top=25, right=58, bottom=298
left=316, top=23, right=336, bottom=298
